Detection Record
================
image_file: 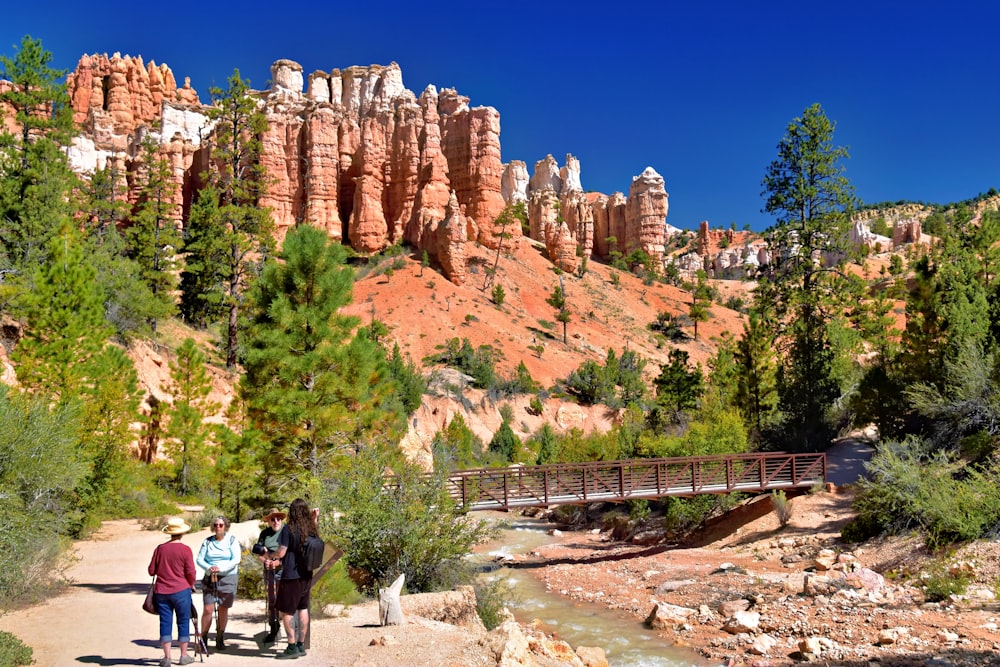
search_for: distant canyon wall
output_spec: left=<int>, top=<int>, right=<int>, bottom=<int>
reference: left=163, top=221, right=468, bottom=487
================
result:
left=61, top=54, right=672, bottom=284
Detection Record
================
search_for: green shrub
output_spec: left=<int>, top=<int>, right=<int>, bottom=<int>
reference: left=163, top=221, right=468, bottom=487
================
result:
left=921, top=562, right=970, bottom=602
left=0, top=631, right=32, bottom=667
left=771, top=490, right=792, bottom=528
left=325, top=444, right=498, bottom=594
left=311, top=558, right=364, bottom=614
left=491, top=284, right=505, bottom=306
left=474, top=575, right=518, bottom=630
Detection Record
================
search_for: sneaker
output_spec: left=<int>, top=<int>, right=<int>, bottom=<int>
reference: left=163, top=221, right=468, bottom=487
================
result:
left=159, top=658, right=171, bottom=667
left=179, top=657, right=196, bottom=666
left=275, top=644, right=300, bottom=660
left=295, top=642, right=306, bottom=656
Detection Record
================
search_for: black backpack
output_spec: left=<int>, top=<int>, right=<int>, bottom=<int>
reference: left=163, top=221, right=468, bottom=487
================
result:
left=300, top=534, right=325, bottom=571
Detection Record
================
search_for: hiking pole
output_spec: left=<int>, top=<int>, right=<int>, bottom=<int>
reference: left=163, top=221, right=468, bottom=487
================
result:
left=190, top=600, right=208, bottom=660
left=211, top=571, right=220, bottom=649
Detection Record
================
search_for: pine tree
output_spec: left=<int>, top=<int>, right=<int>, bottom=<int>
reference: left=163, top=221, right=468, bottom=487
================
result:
left=488, top=420, right=520, bottom=463
left=759, top=103, right=857, bottom=450
left=127, top=131, right=181, bottom=334
left=735, top=310, right=778, bottom=437
left=546, top=279, right=570, bottom=344
left=0, top=35, right=78, bottom=286
left=241, top=224, right=401, bottom=494
left=164, top=338, right=219, bottom=495
left=12, top=222, right=111, bottom=398
left=207, top=70, right=274, bottom=368
left=179, top=186, right=228, bottom=327
left=688, top=269, right=712, bottom=340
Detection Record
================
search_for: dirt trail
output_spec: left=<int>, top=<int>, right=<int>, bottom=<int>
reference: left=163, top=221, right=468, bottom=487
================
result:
left=0, top=521, right=491, bottom=667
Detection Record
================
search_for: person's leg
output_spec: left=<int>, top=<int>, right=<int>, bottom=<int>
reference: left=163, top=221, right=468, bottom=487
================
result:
left=217, top=605, right=229, bottom=645
left=155, top=593, right=173, bottom=662
left=295, top=608, right=310, bottom=655
left=201, top=598, right=214, bottom=641
left=175, top=590, right=192, bottom=658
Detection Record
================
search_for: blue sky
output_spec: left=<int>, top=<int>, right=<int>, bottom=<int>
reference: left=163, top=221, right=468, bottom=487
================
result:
left=3, top=2, right=998, bottom=231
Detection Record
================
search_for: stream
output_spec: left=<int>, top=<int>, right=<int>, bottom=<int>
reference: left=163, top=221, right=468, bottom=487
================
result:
left=477, top=517, right=715, bottom=667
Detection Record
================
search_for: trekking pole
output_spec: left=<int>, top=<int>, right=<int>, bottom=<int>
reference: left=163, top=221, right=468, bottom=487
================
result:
left=211, top=571, right=220, bottom=647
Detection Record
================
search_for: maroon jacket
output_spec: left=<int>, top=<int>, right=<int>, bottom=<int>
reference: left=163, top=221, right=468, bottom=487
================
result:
left=149, top=541, right=196, bottom=594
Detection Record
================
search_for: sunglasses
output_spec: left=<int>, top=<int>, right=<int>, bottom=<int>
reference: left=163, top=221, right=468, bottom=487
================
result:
left=269, top=517, right=281, bottom=522
left=212, top=523, right=225, bottom=528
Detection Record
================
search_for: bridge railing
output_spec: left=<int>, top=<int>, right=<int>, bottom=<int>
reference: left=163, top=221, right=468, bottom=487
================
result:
left=441, top=452, right=826, bottom=511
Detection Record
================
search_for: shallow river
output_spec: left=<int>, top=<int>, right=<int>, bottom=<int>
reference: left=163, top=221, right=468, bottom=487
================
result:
left=478, top=517, right=715, bottom=667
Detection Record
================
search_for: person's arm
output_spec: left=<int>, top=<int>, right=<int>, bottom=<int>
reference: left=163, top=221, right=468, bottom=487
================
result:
left=195, top=537, right=210, bottom=571
left=224, top=534, right=241, bottom=572
left=270, top=525, right=289, bottom=565
left=185, top=547, right=197, bottom=588
left=147, top=545, right=159, bottom=577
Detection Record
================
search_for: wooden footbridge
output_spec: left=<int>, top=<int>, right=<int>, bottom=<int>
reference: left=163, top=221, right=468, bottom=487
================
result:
left=443, top=452, right=826, bottom=511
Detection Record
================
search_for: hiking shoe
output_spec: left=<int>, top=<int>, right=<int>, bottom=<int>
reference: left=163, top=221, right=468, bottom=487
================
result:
left=295, top=642, right=306, bottom=656
left=275, top=644, right=300, bottom=660
left=159, top=658, right=171, bottom=667
left=216, top=637, right=226, bottom=651
left=179, top=657, right=196, bottom=666
left=263, top=630, right=278, bottom=645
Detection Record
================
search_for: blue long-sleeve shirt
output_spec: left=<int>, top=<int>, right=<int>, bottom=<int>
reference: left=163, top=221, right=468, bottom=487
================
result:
left=196, top=533, right=241, bottom=577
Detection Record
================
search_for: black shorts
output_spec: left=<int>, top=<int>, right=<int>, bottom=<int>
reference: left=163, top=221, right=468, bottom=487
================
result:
left=275, top=577, right=311, bottom=614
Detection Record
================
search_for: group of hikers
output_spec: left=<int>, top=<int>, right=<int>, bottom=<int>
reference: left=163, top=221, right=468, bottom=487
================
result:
left=147, top=498, right=321, bottom=665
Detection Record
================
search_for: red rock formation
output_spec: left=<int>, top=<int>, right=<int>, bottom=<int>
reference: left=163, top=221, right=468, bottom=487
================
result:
left=407, top=86, right=451, bottom=250
left=67, top=53, right=199, bottom=141
left=437, top=192, right=468, bottom=285
left=439, top=90, right=508, bottom=248
left=625, top=167, right=668, bottom=259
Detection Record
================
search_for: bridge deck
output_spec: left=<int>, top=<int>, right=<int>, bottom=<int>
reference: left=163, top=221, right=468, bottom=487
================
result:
left=443, top=452, right=826, bottom=511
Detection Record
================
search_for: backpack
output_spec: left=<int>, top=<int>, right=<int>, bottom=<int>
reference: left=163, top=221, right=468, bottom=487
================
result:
left=300, top=534, right=325, bottom=571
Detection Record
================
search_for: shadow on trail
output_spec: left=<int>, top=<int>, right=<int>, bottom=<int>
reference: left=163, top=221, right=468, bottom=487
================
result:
left=73, top=582, right=148, bottom=594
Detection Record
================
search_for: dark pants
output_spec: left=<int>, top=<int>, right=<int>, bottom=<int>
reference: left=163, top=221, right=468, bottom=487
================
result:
left=265, top=568, right=281, bottom=623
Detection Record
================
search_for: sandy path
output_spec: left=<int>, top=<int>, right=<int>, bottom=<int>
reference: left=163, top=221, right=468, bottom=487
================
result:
left=0, top=520, right=492, bottom=667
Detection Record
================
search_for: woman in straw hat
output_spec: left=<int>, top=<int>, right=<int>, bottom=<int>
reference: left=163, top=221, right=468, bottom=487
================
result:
left=253, top=507, right=287, bottom=644
left=150, top=517, right=197, bottom=667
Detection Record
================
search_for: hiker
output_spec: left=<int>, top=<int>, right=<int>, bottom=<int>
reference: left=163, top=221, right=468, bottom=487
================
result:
left=196, top=515, right=241, bottom=651
left=254, top=507, right=286, bottom=644
left=272, top=498, right=320, bottom=660
left=150, top=517, right=197, bottom=667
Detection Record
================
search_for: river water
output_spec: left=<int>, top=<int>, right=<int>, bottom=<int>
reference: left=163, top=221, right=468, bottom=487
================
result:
left=477, top=517, right=715, bottom=667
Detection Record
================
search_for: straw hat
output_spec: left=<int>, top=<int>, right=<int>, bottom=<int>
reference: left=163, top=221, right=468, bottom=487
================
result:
left=264, top=507, right=286, bottom=521
left=162, top=517, right=191, bottom=535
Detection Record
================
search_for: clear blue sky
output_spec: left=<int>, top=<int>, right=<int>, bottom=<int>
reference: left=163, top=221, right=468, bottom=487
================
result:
left=4, top=2, right=998, bottom=231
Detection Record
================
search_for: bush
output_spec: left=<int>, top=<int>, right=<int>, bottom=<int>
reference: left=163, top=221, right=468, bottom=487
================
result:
left=311, top=558, right=364, bottom=613
left=325, top=444, right=498, bottom=594
left=847, top=438, right=1000, bottom=546
left=771, top=490, right=793, bottom=528
left=921, top=562, right=971, bottom=602
left=474, top=575, right=518, bottom=630
left=0, top=631, right=32, bottom=667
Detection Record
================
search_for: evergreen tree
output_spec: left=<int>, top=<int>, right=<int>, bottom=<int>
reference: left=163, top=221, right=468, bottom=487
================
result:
left=164, top=338, right=219, bottom=495
left=0, top=35, right=78, bottom=289
left=241, top=224, right=400, bottom=495
left=735, top=310, right=778, bottom=437
left=546, top=279, right=571, bottom=344
left=178, top=186, right=228, bottom=327
left=12, top=222, right=111, bottom=398
left=126, top=131, right=182, bottom=334
left=77, top=160, right=159, bottom=342
left=431, top=412, right=483, bottom=471
left=488, top=420, right=520, bottom=463
left=533, top=423, right=558, bottom=465
left=688, top=269, right=712, bottom=340
left=759, top=103, right=857, bottom=450
left=652, top=348, right=705, bottom=426
left=182, top=70, right=274, bottom=367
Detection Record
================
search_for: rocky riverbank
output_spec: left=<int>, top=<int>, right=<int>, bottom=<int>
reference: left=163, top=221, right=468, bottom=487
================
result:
left=513, top=488, right=1000, bottom=666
